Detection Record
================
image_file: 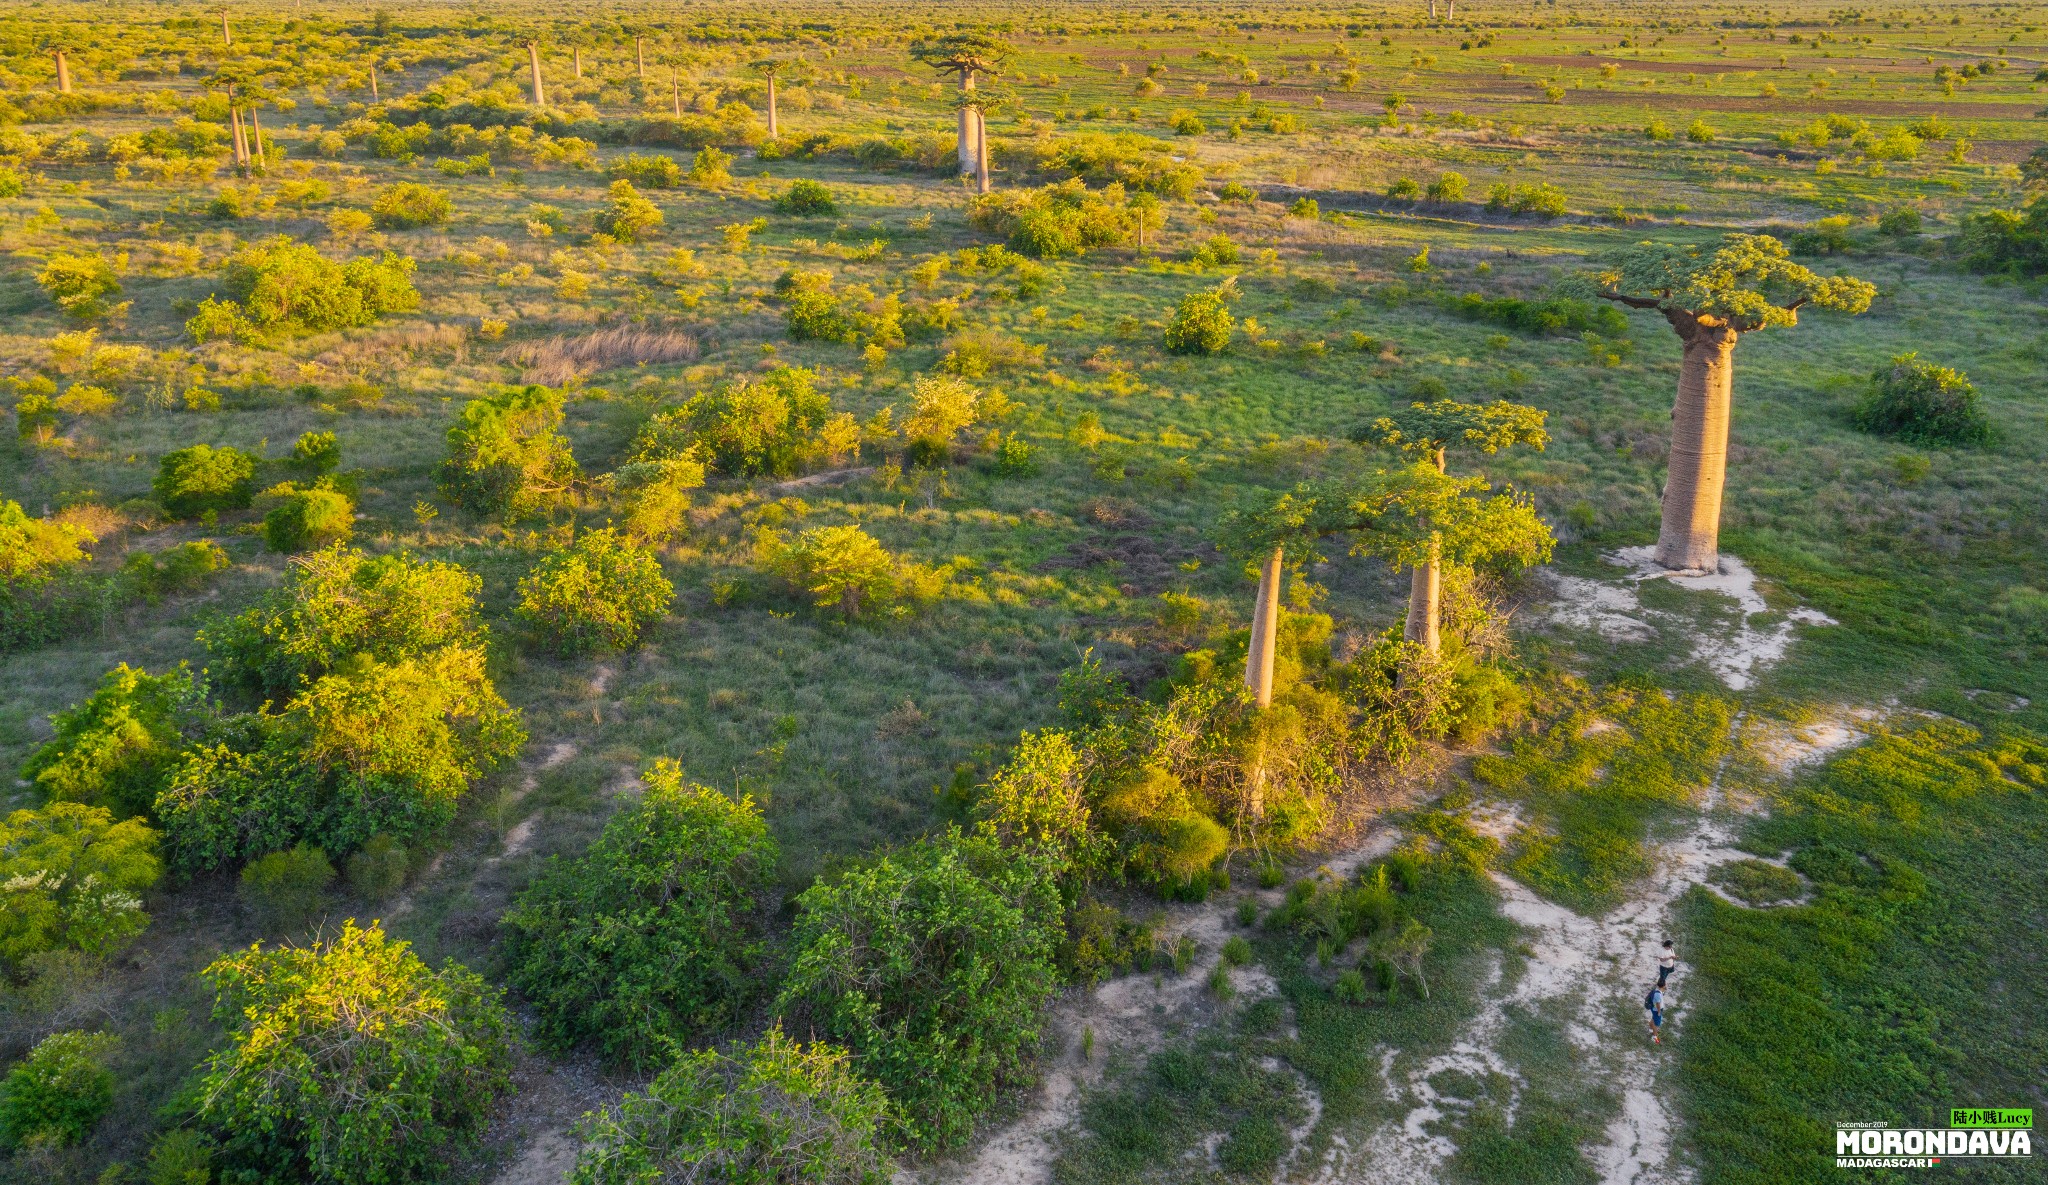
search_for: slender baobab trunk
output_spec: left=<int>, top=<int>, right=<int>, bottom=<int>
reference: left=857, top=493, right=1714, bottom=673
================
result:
left=369, top=65, right=378, bottom=100
left=1428, top=0, right=1437, bottom=19
left=229, top=103, right=249, bottom=168
left=957, top=72, right=979, bottom=175
left=1244, top=546, right=1283, bottom=709
left=636, top=38, right=645, bottom=80
left=574, top=47, right=583, bottom=79
left=248, top=105, right=266, bottom=167
left=765, top=74, right=778, bottom=138
left=1656, top=312, right=1739, bottom=572
left=975, top=112, right=991, bottom=193
left=1403, top=446, right=1446, bottom=656
left=527, top=42, right=545, bottom=108
left=53, top=49, right=72, bottom=94
left=670, top=67, right=681, bottom=117
left=1447, top=0, right=1455, bottom=19
left=220, top=8, right=232, bottom=46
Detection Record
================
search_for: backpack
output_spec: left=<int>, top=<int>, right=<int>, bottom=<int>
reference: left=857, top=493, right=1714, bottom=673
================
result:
left=1643, top=988, right=1658, bottom=1010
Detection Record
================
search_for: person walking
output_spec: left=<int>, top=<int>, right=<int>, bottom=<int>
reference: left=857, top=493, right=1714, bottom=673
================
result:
left=1657, top=939, right=1677, bottom=989
left=1644, top=983, right=1665, bottom=1043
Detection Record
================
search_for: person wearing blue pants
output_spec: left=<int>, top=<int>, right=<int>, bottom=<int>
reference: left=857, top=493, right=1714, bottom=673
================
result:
left=1644, top=984, right=1665, bottom=1043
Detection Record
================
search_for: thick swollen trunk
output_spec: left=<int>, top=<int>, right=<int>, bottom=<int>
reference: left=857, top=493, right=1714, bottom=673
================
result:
left=55, top=50, right=72, bottom=94
left=1656, top=314, right=1739, bottom=573
left=957, top=73, right=980, bottom=175
left=766, top=75, right=779, bottom=138
left=528, top=43, right=545, bottom=108
left=1244, top=547, right=1283, bottom=709
left=1403, top=549, right=1441, bottom=656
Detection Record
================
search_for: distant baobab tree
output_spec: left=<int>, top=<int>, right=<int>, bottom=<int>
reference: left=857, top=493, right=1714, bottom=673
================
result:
left=911, top=33, right=1014, bottom=179
left=750, top=58, right=796, bottom=139
left=526, top=41, right=545, bottom=107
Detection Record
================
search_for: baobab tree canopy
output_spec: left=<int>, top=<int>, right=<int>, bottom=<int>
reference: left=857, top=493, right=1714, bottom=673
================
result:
left=1370, top=399, right=1550, bottom=467
left=1339, top=463, right=1554, bottom=580
left=1583, top=233, right=1875, bottom=329
left=909, top=32, right=1015, bottom=78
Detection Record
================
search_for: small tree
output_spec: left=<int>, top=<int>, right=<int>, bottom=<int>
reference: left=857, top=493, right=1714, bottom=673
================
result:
left=1582, top=234, right=1874, bottom=571
left=635, top=366, right=834, bottom=478
left=1367, top=399, right=1550, bottom=653
left=1853, top=352, right=1991, bottom=446
left=749, top=59, right=794, bottom=139
left=154, top=443, right=258, bottom=519
left=262, top=482, right=355, bottom=553
left=194, top=921, right=514, bottom=1184
left=571, top=1026, right=889, bottom=1185
left=502, top=760, right=778, bottom=1067
left=0, top=803, right=162, bottom=972
left=36, top=254, right=124, bottom=321
left=901, top=373, right=981, bottom=464
left=776, top=829, right=1062, bottom=1151
left=0, top=1031, right=119, bottom=1152
left=514, top=528, right=674, bottom=655
left=775, top=178, right=838, bottom=216
left=369, top=181, right=452, bottom=229
left=1164, top=279, right=1236, bottom=354
left=437, top=385, right=581, bottom=519
left=21, top=663, right=207, bottom=818
left=766, top=524, right=940, bottom=621
left=594, top=179, right=664, bottom=242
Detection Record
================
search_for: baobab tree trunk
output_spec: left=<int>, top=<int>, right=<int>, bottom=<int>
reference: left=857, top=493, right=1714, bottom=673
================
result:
left=636, top=38, right=645, bottom=81
left=220, top=8, right=232, bottom=46
left=1429, top=0, right=1437, bottom=18
left=1244, top=546, right=1283, bottom=709
left=574, top=47, right=583, bottom=79
left=1448, top=0, right=1455, bottom=20
left=229, top=104, right=249, bottom=167
left=975, top=113, right=991, bottom=193
left=248, top=106, right=266, bottom=167
left=957, top=73, right=980, bottom=176
left=53, top=49, right=71, bottom=94
left=369, top=65, right=378, bottom=100
left=766, top=74, right=779, bottom=138
left=1656, top=312, right=1740, bottom=572
left=670, top=67, right=681, bottom=117
left=1403, top=446, right=1447, bottom=656
left=527, top=42, right=545, bottom=108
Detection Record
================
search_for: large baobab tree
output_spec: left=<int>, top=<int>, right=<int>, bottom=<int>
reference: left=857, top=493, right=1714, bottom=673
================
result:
left=526, top=41, right=545, bottom=108
left=1584, top=234, right=1874, bottom=572
left=1220, top=489, right=1326, bottom=709
left=750, top=58, right=795, bottom=139
left=953, top=85, right=1012, bottom=194
left=910, top=33, right=1014, bottom=179
left=1368, top=399, right=1549, bottom=655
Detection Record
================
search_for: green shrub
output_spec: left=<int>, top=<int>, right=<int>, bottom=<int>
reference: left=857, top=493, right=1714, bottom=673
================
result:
left=369, top=181, right=452, bottom=229
left=1386, top=177, right=1421, bottom=200
left=194, top=921, right=513, bottom=1184
left=262, top=482, right=355, bottom=553
left=967, top=179, right=1130, bottom=259
left=514, top=528, right=674, bottom=655
left=1164, top=284, right=1234, bottom=354
left=1187, top=233, right=1238, bottom=266
left=0, top=167, right=23, bottom=198
left=0, top=499, right=93, bottom=582
left=437, top=385, right=581, bottom=518
left=594, top=179, right=665, bottom=242
left=36, top=254, right=123, bottom=320
left=1217, top=180, right=1256, bottom=202
left=902, top=373, right=982, bottom=463
left=1685, top=118, right=1718, bottom=143
left=777, top=828, right=1063, bottom=1151
left=570, top=1027, right=889, bottom=1185
left=1427, top=171, right=1469, bottom=202
left=20, top=662, right=205, bottom=817
left=1169, top=109, right=1205, bottom=135
left=1288, top=196, right=1320, bottom=218
left=200, top=544, right=488, bottom=700
left=764, top=524, right=945, bottom=621
left=1956, top=197, right=2048, bottom=276
left=776, top=178, right=839, bottom=216
left=0, top=803, right=161, bottom=971
left=992, top=434, right=1038, bottom=477
left=123, top=540, right=231, bottom=603
left=153, top=444, right=257, bottom=519
left=0, top=1031, right=118, bottom=1152
left=202, top=237, right=420, bottom=340
left=0, top=500, right=111, bottom=652
left=345, top=833, right=408, bottom=901
left=689, top=145, right=733, bottom=185
left=146, top=1129, right=216, bottom=1185
left=503, top=760, right=778, bottom=1066
left=608, top=152, right=684, bottom=188
left=635, top=365, right=837, bottom=477
left=290, top=430, right=341, bottom=475
left=1853, top=352, right=1992, bottom=446
left=1484, top=181, right=1569, bottom=217
left=239, top=844, right=337, bottom=929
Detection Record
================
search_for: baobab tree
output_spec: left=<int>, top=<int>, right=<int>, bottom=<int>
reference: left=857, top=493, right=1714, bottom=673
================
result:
left=1220, top=488, right=1326, bottom=709
left=1368, top=399, right=1549, bottom=654
left=526, top=41, right=545, bottom=108
left=750, top=58, right=796, bottom=139
left=910, top=33, right=1014, bottom=178
left=953, top=85, right=1013, bottom=194
left=50, top=46, right=72, bottom=94
left=1584, top=234, right=1874, bottom=572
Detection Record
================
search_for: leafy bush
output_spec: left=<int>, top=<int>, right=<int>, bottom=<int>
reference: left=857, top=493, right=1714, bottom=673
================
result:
left=776, top=178, right=839, bottom=215
left=189, top=238, right=420, bottom=341
left=239, top=844, right=337, bottom=929
left=1217, top=181, right=1256, bottom=202
left=570, top=1027, right=889, bottom=1185
left=968, top=179, right=1131, bottom=259
left=1187, top=234, right=1238, bottom=267
left=1169, top=109, right=1205, bottom=135
left=514, top=528, right=674, bottom=655
left=1164, top=283, right=1235, bottom=354
left=0, top=803, right=161, bottom=971
left=776, top=269, right=905, bottom=348
left=262, top=482, right=355, bottom=553
left=1853, top=352, right=1991, bottom=446
left=146, top=1128, right=216, bottom=1184
left=594, top=179, right=664, bottom=242
left=36, top=254, right=124, bottom=320
left=345, top=833, right=408, bottom=901
left=437, top=385, right=581, bottom=518
left=1427, top=171, right=1469, bottom=202
left=634, top=365, right=840, bottom=478
left=153, top=444, right=257, bottom=519
left=764, top=524, right=945, bottom=621
left=992, top=435, right=1038, bottom=477
left=689, top=145, right=733, bottom=185
left=1, top=500, right=110, bottom=651
left=503, top=760, right=778, bottom=1066
left=1956, top=197, right=2048, bottom=276
left=193, top=921, right=514, bottom=1184
left=290, top=430, right=341, bottom=476
left=0, top=1031, right=118, bottom=1152
left=369, top=181, right=452, bottom=229
left=1484, top=181, right=1568, bottom=217
left=608, top=152, right=684, bottom=188
left=123, top=541, right=230, bottom=603
left=777, top=828, right=1063, bottom=1151
left=20, top=662, right=206, bottom=817
left=902, top=373, right=982, bottom=464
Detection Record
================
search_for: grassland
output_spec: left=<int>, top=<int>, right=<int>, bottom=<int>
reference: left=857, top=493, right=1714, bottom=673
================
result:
left=0, top=1, right=2045, bottom=1181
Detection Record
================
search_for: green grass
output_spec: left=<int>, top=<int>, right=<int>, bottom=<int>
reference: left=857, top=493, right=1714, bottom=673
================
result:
left=1680, top=722, right=2048, bottom=1185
